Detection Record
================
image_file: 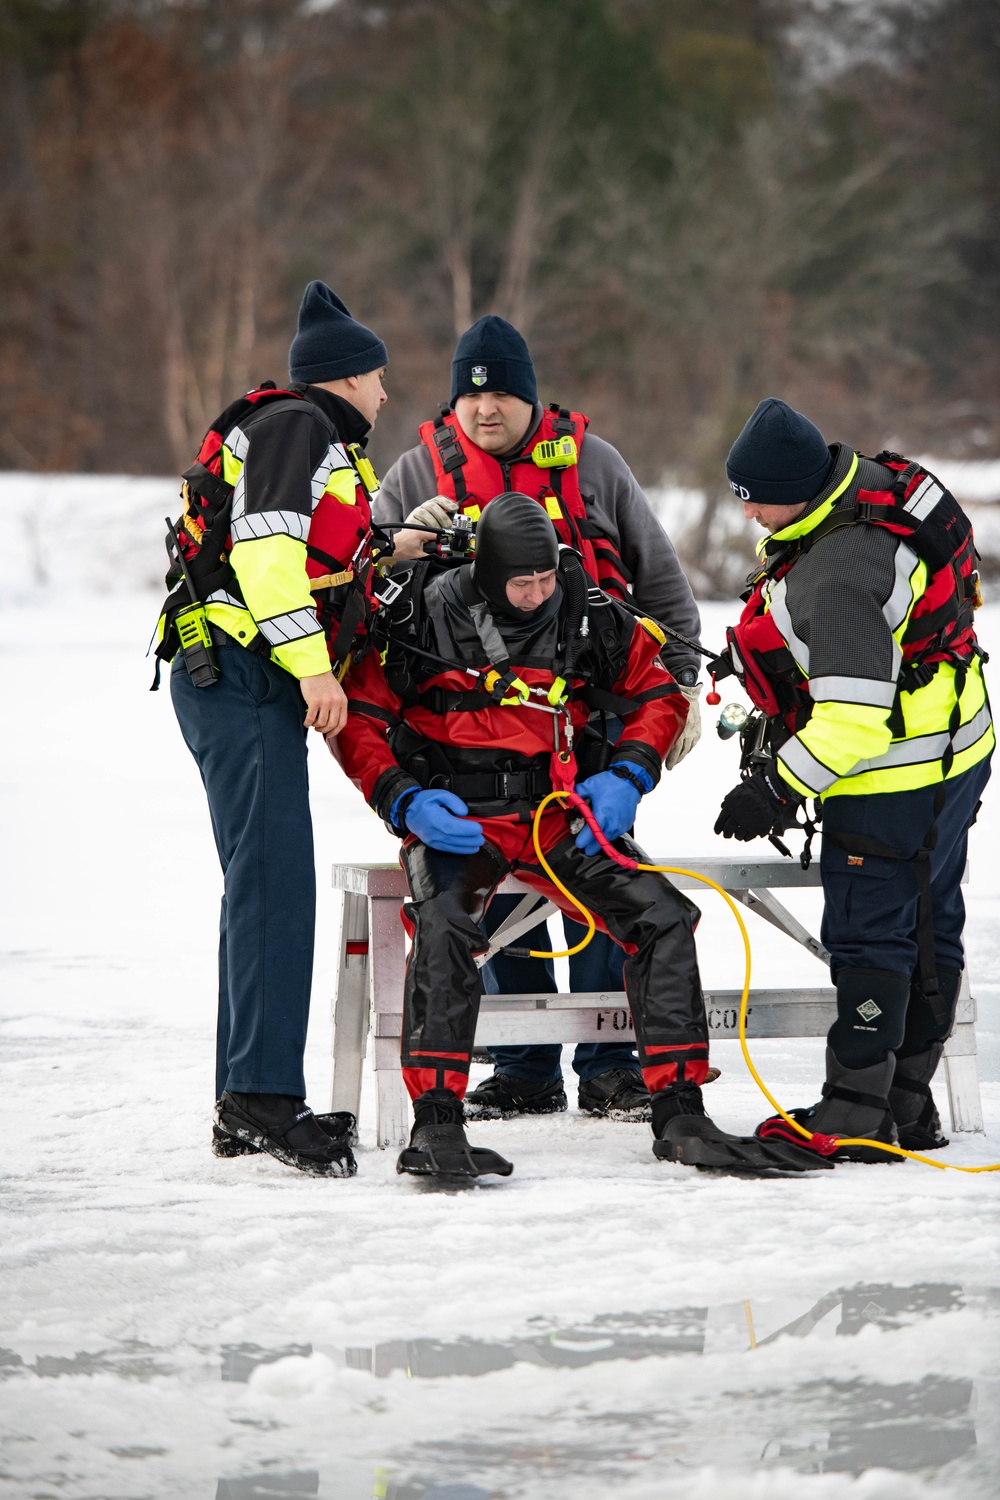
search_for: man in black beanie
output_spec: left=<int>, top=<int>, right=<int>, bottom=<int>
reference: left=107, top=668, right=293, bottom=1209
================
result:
left=716, top=397, right=992, bottom=1161
left=167, top=280, right=389, bottom=1175
left=373, top=315, right=704, bottom=1124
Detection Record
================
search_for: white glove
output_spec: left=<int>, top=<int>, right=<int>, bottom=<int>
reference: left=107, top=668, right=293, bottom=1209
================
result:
left=665, top=682, right=702, bottom=769
left=407, top=495, right=458, bottom=531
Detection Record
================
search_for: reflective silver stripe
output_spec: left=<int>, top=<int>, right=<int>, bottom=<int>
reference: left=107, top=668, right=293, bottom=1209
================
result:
left=256, top=607, right=323, bottom=645
left=311, top=442, right=351, bottom=509
left=231, top=470, right=247, bottom=521
left=809, top=675, right=897, bottom=708
left=230, top=510, right=310, bottom=544
left=225, top=425, right=250, bottom=463
left=854, top=702, right=993, bottom=772
left=904, top=474, right=943, bottom=523
left=205, top=589, right=246, bottom=608
left=778, top=736, right=839, bottom=794
left=873, top=539, right=921, bottom=685
left=311, top=450, right=335, bottom=507
left=766, top=576, right=809, bottom=672
left=883, top=540, right=921, bottom=635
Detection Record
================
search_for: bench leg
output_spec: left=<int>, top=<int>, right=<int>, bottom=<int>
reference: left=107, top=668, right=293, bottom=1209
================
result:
left=378, top=1063, right=411, bottom=1151
left=331, top=890, right=370, bottom=1120
left=942, top=968, right=984, bottom=1134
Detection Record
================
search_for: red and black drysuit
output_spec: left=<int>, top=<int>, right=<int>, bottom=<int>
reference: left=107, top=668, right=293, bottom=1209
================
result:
left=333, top=561, right=710, bottom=1103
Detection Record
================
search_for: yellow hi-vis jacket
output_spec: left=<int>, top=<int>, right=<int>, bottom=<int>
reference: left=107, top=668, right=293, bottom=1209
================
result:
left=733, top=449, right=993, bottom=801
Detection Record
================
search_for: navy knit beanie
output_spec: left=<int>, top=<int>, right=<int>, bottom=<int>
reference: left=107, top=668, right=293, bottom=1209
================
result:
left=450, top=315, right=538, bottom=406
left=288, top=281, right=388, bottom=384
left=726, top=398, right=834, bottom=505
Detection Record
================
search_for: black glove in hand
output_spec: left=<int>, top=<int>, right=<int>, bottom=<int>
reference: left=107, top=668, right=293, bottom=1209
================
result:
left=714, top=759, right=804, bottom=842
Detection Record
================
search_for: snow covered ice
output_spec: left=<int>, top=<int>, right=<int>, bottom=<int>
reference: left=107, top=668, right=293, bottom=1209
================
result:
left=2, top=479, right=999, bottom=1499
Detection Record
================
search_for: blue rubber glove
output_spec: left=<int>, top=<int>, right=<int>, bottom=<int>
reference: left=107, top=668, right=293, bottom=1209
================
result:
left=573, top=764, right=651, bottom=856
left=401, top=788, right=485, bottom=854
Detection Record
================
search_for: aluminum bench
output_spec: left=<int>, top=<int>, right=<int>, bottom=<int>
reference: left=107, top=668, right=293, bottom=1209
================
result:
left=330, top=858, right=984, bottom=1148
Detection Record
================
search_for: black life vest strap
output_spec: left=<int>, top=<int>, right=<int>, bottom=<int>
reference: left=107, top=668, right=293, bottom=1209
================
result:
left=431, top=414, right=469, bottom=502
left=346, top=699, right=400, bottom=728
left=181, top=461, right=232, bottom=512
left=327, top=577, right=369, bottom=667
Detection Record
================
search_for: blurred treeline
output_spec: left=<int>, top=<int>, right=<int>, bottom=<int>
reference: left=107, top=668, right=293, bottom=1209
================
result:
left=1, top=0, right=997, bottom=591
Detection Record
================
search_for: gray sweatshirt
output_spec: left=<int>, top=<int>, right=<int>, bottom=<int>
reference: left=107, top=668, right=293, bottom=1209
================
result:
left=374, top=406, right=702, bottom=676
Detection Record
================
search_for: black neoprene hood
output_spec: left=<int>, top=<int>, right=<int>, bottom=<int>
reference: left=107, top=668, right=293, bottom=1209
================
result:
left=471, top=492, right=560, bottom=617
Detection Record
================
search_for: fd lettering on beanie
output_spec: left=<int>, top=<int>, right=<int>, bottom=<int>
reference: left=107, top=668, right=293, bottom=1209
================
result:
left=288, top=281, right=388, bottom=384
left=726, top=398, right=834, bottom=505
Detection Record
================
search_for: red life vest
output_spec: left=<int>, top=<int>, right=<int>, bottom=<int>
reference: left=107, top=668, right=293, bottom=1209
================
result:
left=727, top=449, right=982, bottom=736
left=417, top=404, right=630, bottom=598
left=173, top=384, right=380, bottom=666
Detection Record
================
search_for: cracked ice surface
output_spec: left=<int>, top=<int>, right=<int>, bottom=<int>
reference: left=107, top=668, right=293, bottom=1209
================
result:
left=1, top=592, right=998, bottom=1500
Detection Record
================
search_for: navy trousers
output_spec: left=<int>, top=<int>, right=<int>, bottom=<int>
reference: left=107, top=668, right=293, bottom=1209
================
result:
left=171, top=640, right=315, bottom=1099
left=819, top=758, right=991, bottom=977
left=482, top=903, right=637, bottom=1083
left=821, top=762, right=995, bottom=1068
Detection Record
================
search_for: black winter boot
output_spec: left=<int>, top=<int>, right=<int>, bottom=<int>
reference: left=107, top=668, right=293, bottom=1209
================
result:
left=757, top=1048, right=900, bottom=1163
left=215, top=1092, right=357, bottom=1177
left=578, top=1068, right=651, bottom=1121
left=397, top=1089, right=513, bottom=1179
left=652, top=1082, right=832, bottom=1174
left=213, top=1108, right=358, bottom=1159
left=889, top=1044, right=949, bottom=1150
left=464, top=1072, right=567, bottom=1120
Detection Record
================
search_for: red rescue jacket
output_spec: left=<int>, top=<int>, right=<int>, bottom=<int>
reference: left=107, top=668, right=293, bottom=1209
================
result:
left=335, top=603, right=686, bottom=833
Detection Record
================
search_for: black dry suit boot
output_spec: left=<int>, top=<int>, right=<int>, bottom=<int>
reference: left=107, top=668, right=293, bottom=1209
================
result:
left=651, top=1081, right=832, bottom=1174
left=215, top=1092, right=357, bottom=1177
left=213, top=1106, right=358, bottom=1159
left=397, top=1089, right=513, bottom=1180
left=757, top=1048, right=900, bottom=1164
left=890, top=1043, right=949, bottom=1150
left=464, top=1072, right=567, bottom=1120
left=888, top=964, right=962, bottom=1151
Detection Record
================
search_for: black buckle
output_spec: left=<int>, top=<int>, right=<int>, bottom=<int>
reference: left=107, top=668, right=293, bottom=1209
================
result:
left=495, top=771, right=532, bottom=800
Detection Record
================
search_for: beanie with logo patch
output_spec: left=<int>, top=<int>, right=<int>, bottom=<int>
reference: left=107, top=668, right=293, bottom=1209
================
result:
left=450, top=316, right=538, bottom=407
left=726, top=398, right=834, bottom=505
left=288, top=281, right=388, bottom=384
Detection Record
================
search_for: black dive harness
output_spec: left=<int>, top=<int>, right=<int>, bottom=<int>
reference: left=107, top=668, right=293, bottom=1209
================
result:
left=365, top=550, right=661, bottom=817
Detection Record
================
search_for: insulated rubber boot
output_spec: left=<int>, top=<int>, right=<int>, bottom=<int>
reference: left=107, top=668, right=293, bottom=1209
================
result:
left=578, top=1068, right=652, bottom=1121
left=652, top=1081, right=833, bottom=1174
left=213, top=1108, right=358, bottom=1159
left=397, top=1088, right=513, bottom=1180
left=756, top=1048, right=900, bottom=1164
left=889, top=1043, right=949, bottom=1150
left=464, top=1072, right=567, bottom=1120
left=215, top=1092, right=357, bottom=1177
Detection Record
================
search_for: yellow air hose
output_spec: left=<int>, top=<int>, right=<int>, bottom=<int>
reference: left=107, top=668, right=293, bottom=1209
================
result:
left=526, top=790, right=999, bottom=1173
